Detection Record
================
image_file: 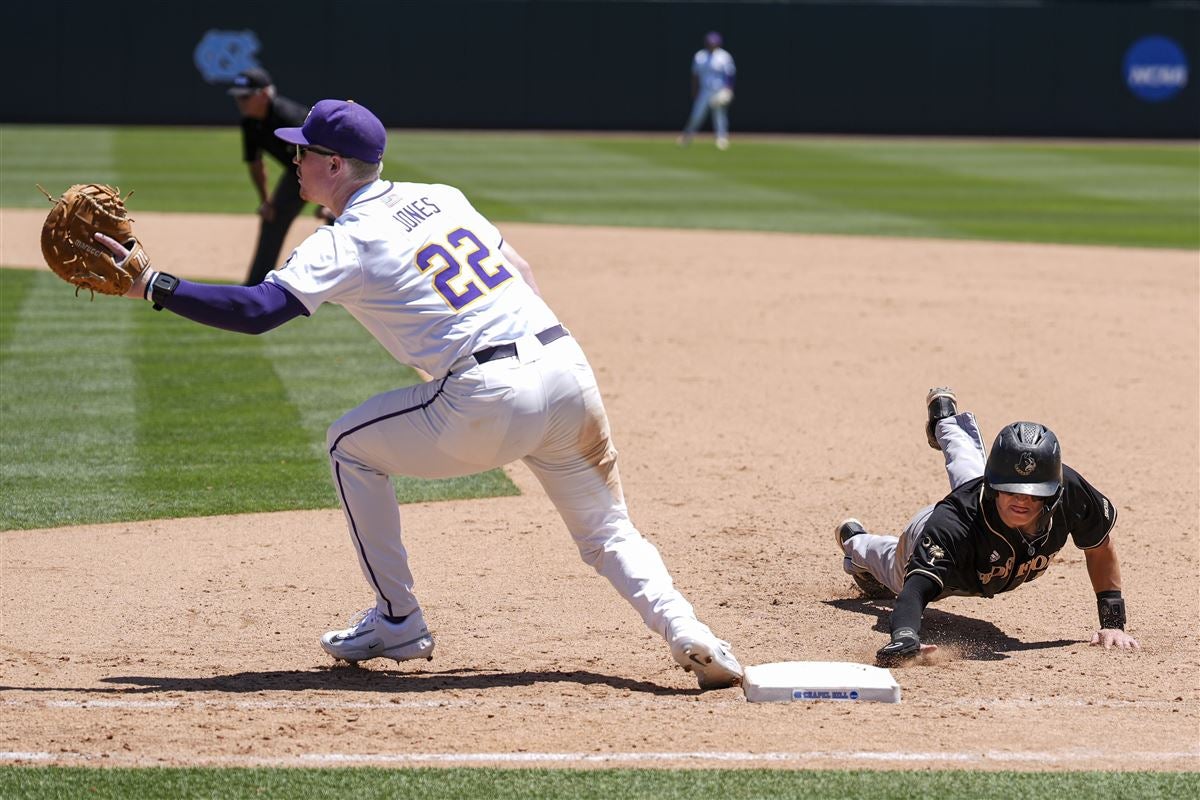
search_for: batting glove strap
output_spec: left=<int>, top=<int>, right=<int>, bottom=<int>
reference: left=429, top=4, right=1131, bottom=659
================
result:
left=876, top=628, right=920, bottom=666
left=141, top=270, right=159, bottom=302
left=1097, top=590, right=1126, bottom=630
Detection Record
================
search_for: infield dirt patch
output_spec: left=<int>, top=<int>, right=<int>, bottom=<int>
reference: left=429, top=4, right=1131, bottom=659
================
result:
left=1, top=209, right=1197, bottom=769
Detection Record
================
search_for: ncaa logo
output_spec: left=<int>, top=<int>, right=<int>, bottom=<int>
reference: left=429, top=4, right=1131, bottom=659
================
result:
left=1124, top=36, right=1189, bottom=102
left=194, top=30, right=263, bottom=84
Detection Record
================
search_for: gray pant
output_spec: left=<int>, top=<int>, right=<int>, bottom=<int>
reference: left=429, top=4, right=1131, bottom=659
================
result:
left=842, top=412, right=986, bottom=595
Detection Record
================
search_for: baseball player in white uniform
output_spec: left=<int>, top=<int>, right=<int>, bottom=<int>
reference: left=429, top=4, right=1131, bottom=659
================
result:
left=678, top=31, right=736, bottom=151
left=95, top=99, right=742, bottom=691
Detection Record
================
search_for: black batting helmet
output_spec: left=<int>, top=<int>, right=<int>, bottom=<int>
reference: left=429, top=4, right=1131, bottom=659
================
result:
left=985, top=422, right=1063, bottom=505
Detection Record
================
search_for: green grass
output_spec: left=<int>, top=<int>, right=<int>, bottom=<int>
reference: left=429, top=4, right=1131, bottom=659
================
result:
left=0, top=269, right=517, bottom=530
left=2, top=126, right=1196, bottom=248
left=0, top=766, right=1195, bottom=799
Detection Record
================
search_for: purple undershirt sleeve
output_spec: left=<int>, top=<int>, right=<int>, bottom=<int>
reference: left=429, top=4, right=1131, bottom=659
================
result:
left=157, top=279, right=309, bottom=334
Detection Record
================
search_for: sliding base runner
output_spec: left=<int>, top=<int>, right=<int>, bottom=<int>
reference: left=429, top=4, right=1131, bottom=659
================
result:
left=742, top=661, right=901, bottom=703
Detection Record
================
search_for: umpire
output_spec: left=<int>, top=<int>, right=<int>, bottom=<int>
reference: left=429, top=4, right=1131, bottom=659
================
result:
left=228, top=68, right=332, bottom=285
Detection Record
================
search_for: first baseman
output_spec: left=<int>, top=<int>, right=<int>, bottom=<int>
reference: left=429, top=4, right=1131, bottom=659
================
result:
left=836, top=388, right=1140, bottom=665
left=678, top=31, right=736, bottom=151
left=95, top=99, right=743, bottom=690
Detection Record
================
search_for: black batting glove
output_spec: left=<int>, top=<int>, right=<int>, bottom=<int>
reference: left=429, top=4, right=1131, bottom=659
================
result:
left=876, top=627, right=921, bottom=667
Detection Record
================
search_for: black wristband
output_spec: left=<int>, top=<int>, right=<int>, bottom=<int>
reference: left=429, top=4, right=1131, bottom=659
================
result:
left=1097, top=590, right=1126, bottom=630
left=150, top=272, right=180, bottom=311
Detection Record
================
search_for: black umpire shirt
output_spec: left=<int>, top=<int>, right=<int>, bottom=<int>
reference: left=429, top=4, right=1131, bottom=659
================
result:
left=906, top=466, right=1117, bottom=599
left=240, top=95, right=309, bottom=167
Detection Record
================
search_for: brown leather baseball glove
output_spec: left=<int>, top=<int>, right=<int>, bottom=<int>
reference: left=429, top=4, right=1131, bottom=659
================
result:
left=38, top=183, right=151, bottom=297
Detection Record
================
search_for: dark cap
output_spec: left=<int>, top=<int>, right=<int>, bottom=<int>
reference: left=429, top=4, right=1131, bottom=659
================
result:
left=274, top=99, right=387, bottom=164
left=227, top=67, right=273, bottom=96
left=705, top=31, right=723, bottom=47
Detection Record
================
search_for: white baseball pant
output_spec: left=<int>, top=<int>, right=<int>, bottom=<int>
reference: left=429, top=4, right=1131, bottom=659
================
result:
left=841, top=412, right=987, bottom=595
left=683, top=90, right=729, bottom=141
left=325, top=332, right=698, bottom=638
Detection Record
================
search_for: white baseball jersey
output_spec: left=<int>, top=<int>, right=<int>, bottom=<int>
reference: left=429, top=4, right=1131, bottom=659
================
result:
left=267, top=179, right=559, bottom=377
left=692, top=47, right=736, bottom=95
left=268, top=176, right=710, bottom=652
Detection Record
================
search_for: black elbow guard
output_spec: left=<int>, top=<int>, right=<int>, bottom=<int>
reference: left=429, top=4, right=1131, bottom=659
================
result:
left=1097, top=590, right=1126, bottom=630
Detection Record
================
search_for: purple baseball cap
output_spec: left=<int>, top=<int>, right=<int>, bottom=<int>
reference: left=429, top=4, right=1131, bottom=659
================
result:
left=275, top=99, right=386, bottom=164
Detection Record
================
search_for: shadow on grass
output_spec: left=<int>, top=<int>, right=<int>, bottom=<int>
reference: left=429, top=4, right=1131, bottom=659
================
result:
left=824, top=598, right=1077, bottom=661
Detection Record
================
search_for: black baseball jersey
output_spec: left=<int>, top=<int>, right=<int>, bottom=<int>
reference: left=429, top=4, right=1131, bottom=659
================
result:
left=240, top=95, right=310, bottom=167
left=906, top=465, right=1116, bottom=598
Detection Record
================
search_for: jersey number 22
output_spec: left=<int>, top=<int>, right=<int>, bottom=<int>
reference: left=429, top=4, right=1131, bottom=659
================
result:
left=416, top=228, right=513, bottom=311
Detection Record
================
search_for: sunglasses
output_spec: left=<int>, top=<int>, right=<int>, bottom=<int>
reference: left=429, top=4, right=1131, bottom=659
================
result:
left=295, top=144, right=338, bottom=160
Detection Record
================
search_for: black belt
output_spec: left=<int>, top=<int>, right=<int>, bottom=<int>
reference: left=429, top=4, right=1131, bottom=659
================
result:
left=473, top=325, right=568, bottom=365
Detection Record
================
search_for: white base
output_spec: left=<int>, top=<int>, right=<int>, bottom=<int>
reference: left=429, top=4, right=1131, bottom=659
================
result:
left=742, top=661, right=901, bottom=703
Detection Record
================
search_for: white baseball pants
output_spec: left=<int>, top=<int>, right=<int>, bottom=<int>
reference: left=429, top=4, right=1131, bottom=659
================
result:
left=325, top=333, right=698, bottom=638
left=842, top=412, right=987, bottom=594
left=683, top=91, right=729, bottom=141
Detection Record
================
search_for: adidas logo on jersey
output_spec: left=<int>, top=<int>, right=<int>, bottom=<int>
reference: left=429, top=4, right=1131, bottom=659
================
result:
left=989, top=550, right=1001, bottom=563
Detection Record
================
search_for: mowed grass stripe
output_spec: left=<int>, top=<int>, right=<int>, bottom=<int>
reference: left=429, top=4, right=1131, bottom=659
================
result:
left=0, top=267, right=35, bottom=351
left=256, top=306, right=399, bottom=454
left=821, top=141, right=1199, bottom=246
left=3, top=127, right=119, bottom=192
left=3, top=126, right=1194, bottom=247
left=115, top=127, right=270, bottom=209
left=623, top=138, right=951, bottom=236
left=0, top=766, right=1196, bottom=799
left=0, top=270, right=517, bottom=529
left=853, top=141, right=1198, bottom=204
left=0, top=273, right=140, bottom=529
left=395, top=133, right=943, bottom=236
left=592, top=138, right=1195, bottom=246
left=129, top=306, right=326, bottom=520
left=2, top=126, right=250, bottom=212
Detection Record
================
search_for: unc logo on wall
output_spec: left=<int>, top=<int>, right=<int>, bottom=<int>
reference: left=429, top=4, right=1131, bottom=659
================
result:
left=194, top=30, right=263, bottom=84
left=1124, top=36, right=1189, bottom=102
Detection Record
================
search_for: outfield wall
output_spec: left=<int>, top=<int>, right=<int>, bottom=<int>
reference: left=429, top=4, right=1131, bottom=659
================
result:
left=6, top=0, right=1197, bottom=137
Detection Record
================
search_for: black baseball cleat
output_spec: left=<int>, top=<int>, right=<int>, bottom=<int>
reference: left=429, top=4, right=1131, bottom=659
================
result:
left=925, top=387, right=958, bottom=450
left=833, top=519, right=895, bottom=599
left=844, top=560, right=895, bottom=600
left=834, top=518, right=867, bottom=548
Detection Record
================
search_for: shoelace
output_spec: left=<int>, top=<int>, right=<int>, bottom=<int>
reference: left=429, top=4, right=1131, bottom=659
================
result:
left=346, top=607, right=377, bottom=629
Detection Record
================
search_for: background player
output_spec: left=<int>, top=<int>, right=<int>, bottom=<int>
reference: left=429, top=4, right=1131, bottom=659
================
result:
left=677, top=31, right=736, bottom=151
left=228, top=67, right=335, bottom=285
left=834, top=388, right=1140, bottom=665
left=95, top=98, right=742, bottom=691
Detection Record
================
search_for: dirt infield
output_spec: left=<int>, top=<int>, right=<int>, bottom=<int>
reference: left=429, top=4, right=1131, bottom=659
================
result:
left=1, top=209, right=1197, bottom=769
